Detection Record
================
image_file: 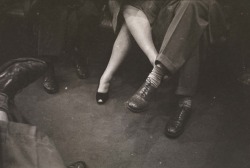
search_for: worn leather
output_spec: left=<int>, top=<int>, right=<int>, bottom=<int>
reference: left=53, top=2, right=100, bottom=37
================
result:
left=43, top=71, right=58, bottom=94
left=0, top=58, right=47, bottom=98
left=165, top=106, right=192, bottom=138
left=127, top=78, right=156, bottom=113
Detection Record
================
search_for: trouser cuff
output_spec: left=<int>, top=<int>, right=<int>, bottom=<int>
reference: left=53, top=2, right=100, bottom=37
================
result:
left=156, top=56, right=178, bottom=75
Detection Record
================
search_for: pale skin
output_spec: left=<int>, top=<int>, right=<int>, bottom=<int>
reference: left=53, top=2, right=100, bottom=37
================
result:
left=0, top=111, right=8, bottom=121
left=97, top=6, right=158, bottom=95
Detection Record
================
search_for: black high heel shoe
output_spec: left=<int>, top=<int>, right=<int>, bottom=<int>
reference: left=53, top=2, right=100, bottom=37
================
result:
left=96, top=91, right=109, bottom=105
left=96, top=79, right=110, bottom=104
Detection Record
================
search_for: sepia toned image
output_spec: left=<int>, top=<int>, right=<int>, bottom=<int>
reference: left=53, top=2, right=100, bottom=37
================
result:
left=0, top=0, right=249, bottom=168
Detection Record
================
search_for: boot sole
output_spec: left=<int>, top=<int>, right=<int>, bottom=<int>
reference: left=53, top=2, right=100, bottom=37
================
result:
left=165, top=111, right=191, bottom=138
left=165, top=129, right=184, bottom=139
left=125, top=102, right=148, bottom=113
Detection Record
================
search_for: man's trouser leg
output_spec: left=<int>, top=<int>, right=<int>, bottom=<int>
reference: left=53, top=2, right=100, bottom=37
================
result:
left=175, top=44, right=200, bottom=96
left=0, top=121, right=66, bottom=168
left=73, top=0, right=100, bottom=62
left=64, top=0, right=99, bottom=63
left=38, top=5, right=68, bottom=57
left=156, top=0, right=212, bottom=74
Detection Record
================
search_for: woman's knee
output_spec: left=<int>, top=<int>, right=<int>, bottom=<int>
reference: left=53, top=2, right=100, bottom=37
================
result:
left=123, top=5, right=140, bottom=19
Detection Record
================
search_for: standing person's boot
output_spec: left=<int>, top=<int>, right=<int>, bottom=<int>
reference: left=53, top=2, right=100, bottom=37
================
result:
left=165, top=97, right=192, bottom=138
left=43, top=62, right=58, bottom=94
left=74, top=55, right=89, bottom=79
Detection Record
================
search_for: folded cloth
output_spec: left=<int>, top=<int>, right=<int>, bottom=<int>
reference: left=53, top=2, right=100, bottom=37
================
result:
left=0, top=121, right=66, bottom=168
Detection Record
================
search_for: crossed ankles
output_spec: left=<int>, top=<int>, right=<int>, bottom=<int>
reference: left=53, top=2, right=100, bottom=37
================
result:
left=126, top=62, right=192, bottom=138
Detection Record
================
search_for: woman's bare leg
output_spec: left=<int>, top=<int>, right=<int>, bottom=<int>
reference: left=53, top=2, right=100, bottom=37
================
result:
left=123, top=6, right=158, bottom=65
left=0, top=111, right=8, bottom=121
left=98, top=24, right=132, bottom=93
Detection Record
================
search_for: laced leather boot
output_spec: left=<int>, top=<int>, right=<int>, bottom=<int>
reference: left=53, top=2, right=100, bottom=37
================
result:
left=126, top=78, right=157, bottom=112
left=165, top=105, right=192, bottom=138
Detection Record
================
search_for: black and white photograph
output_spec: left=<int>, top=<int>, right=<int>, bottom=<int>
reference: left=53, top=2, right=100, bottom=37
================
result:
left=0, top=0, right=249, bottom=168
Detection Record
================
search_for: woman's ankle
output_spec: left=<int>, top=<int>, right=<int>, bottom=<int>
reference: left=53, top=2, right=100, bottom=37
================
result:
left=98, top=82, right=110, bottom=93
left=98, top=77, right=111, bottom=93
left=149, top=57, right=156, bottom=66
left=150, top=60, right=155, bottom=66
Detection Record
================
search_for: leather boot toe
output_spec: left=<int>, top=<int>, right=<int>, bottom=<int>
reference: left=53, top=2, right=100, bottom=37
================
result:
left=165, top=106, right=191, bottom=138
left=43, top=75, right=58, bottom=94
left=127, top=78, right=156, bottom=113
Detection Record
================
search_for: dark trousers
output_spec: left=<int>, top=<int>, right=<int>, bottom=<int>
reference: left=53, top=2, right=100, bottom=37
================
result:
left=37, top=0, right=99, bottom=62
left=152, top=0, right=225, bottom=96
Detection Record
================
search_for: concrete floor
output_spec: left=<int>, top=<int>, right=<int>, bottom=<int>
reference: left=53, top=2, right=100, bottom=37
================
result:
left=12, top=57, right=250, bottom=168
left=1, top=18, right=250, bottom=168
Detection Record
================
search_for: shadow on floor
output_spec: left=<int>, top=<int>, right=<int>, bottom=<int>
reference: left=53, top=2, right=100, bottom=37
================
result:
left=1, top=19, right=250, bottom=168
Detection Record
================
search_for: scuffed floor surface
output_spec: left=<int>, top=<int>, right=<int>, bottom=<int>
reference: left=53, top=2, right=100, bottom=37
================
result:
left=14, top=61, right=250, bottom=168
left=1, top=19, right=250, bottom=168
